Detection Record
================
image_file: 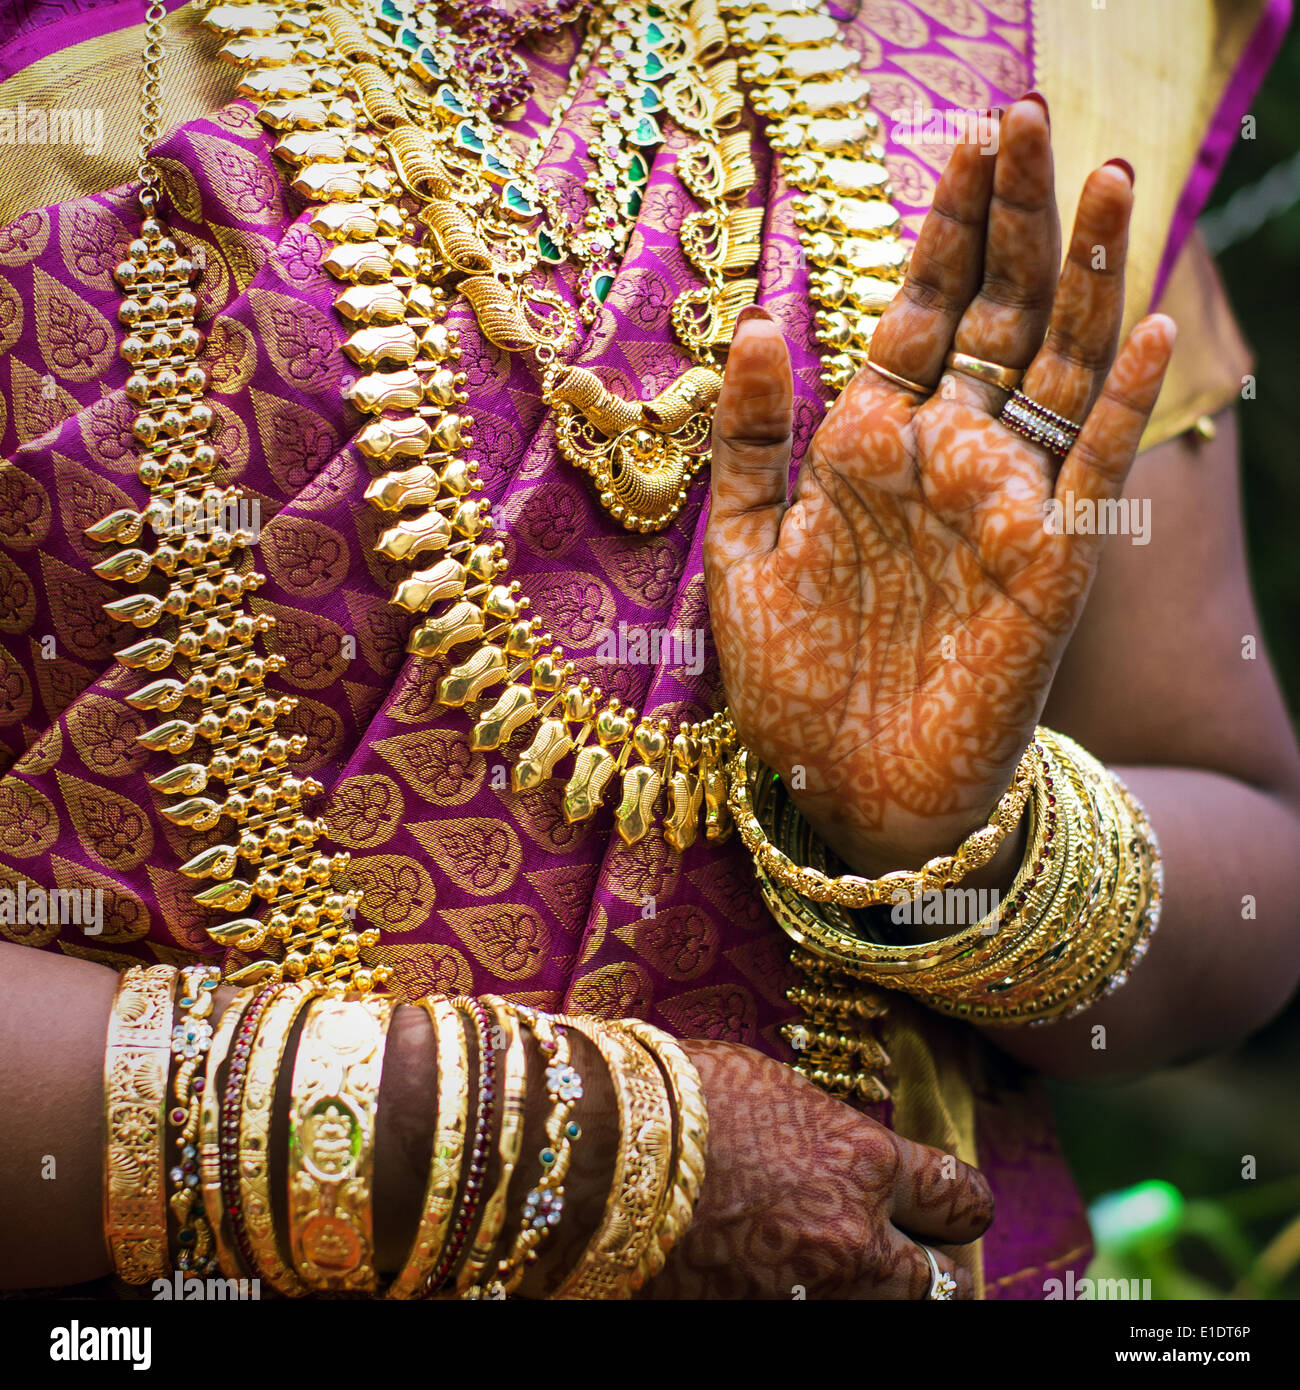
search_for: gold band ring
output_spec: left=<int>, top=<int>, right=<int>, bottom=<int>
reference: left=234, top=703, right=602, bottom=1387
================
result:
left=945, top=350, right=1023, bottom=391
left=864, top=357, right=933, bottom=397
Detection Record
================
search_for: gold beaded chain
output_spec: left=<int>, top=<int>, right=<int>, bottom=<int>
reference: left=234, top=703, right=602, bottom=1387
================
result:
left=90, top=2, right=380, bottom=990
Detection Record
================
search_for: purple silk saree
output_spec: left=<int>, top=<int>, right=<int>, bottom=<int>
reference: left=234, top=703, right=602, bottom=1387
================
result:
left=0, top=0, right=1285, bottom=1297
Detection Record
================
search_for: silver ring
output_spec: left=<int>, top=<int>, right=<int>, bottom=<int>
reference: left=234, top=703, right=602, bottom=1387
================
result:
left=917, top=1243, right=958, bottom=1301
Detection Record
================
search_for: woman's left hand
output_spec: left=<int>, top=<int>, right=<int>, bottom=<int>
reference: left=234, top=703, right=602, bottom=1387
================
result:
left=704, top=95, right=1176, bottom=875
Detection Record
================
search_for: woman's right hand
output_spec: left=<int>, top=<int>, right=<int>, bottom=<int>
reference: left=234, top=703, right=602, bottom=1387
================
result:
left=649, top=1040, right=992, bottom=1299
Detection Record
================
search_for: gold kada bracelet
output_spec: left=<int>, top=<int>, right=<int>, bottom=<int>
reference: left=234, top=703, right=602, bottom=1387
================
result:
left=729, top=743, right=1035, bottom=910
left=741, top=727, right=1161, bottom=1026
left=388, top=996, right=471, bottom=1300
left=104, top=964, right=178, bottom=1284
left=287, top=993, right=394, bottom=1294
left=551, top=1015, right=674, bottom=1301
left=455, top=996, right=528, bottom=1297
left=612, top=1019, right=708, bottom=1293
left=238, top=981, right=320, bottom=1295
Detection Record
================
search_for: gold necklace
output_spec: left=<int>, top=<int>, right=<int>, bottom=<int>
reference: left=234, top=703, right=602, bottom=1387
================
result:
left=93, top=0, right=906, bottom=989
left=212, top=0, right=747, bottom=858
left=92, top=0, right=379, bottom=990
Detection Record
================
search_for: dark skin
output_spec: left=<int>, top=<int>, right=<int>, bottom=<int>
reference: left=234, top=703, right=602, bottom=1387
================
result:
left=0, top=945, right=988, bottom=1299
left=1, top=99, right=1295, bottom=1300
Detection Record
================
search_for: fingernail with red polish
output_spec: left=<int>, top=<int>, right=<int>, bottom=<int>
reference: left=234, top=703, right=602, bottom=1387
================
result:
left=735, top=304, right=774, bottom=327
left=1105, top=157, right=1135, bottom=186
left=1022, top=90, right=1049, bottom=124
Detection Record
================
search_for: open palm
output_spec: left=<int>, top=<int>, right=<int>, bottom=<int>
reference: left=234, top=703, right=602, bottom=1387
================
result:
left=704, top=97, right=1175, bottom=874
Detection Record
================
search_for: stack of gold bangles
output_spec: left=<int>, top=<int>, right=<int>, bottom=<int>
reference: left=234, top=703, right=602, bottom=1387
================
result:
left=729, top=726, right=1162, bottom=1032
left=103, top=972, right=706, bottom=1298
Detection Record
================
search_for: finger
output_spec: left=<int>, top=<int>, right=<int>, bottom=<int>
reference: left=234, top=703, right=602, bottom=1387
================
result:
left=852, top=1232, right=973, bottom=1300
left=887, top=1133, right=995, bottom=1245
left=944, top=95, right=1059, bottom=415
left=1018, top=159, right=1135, bottom=428
left=705, top=306, right=793, bottom=564
left=865, top=129, right=998, bottom=390
left=1054, top=313, right=1177, bottom=509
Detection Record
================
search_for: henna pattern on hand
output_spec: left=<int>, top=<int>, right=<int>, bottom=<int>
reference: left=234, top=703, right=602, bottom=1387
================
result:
left=705, top=99, right=1175, bottom=877
left=647, top=1041, right=990, bottom=1300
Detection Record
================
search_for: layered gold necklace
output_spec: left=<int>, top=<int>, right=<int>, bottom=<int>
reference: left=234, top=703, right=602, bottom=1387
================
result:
left=93, top=0, right=905, bottom=1002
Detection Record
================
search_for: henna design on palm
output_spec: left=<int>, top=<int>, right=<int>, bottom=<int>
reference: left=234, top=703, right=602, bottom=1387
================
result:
left=705, top=97, right=1175, bottom=876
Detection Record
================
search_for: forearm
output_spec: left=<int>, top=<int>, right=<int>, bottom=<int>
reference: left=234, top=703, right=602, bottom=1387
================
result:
left=0, top=944, right=117, bottom=1287
left=0, top=944, right=615, bottom=1293
left=981, top=764, right=1300, bottom=1080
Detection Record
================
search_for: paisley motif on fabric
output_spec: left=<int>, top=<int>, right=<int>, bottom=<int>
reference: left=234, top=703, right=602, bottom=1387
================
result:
left=325, top=773, right=405, bottom=849
left=408, top=816, right=523, bottom=896
left=566, top=959, right=654, bottom=1018
left=0, top=778, right=59, bottom=857
left=64, top=696, right=149, bottom=779
left=55, top=770, right=154, bottom=870
left=32, top=266, right=115, bottom=382
left=347, top=852, right=436, bottom=933
left=442, top=902, right=551, bottom=981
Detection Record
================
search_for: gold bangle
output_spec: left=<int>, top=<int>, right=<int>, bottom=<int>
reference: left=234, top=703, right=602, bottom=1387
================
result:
left=747, top=739, right=1051, bottom=977
left=729, top=742, right=1035, bottom=911
left=287, top=993, right=394, bottom=1294
left=761, top=727, right=1162, bottom=1027
left=486, top=1006, right=585, bottom=1298
left=751, top=732, right=1101, bottom=1029
left=104, top=964, right=178, bottom=1284
left=551, top=1016, right=673, bottom=1301
left=455, top=996, right=528, bottom=1296
left=387, top=996, right=471, bottom=1301
left=1013, top=735, right=1162, bottom=1021
left=923, top=730, right=1142, bottom=1022
left=612, top=1020, right=708, bottom=1292
left=238, top=981, right=319, bottom=1296
left=168, top=963, right=221, bottom=1276
left=909, top=733, right=1086, bottom=996
left=944, top=349, right=1023, bottom=392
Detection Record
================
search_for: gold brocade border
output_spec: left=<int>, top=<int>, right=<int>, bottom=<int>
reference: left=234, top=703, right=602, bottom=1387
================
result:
left=1144, top=231, right=1253, bottom=450
left=881, top=996, right=986, bottom=1300
left=0, top=1, right=232, bottom=225
left=1031, top=0, right=1269, bottom=451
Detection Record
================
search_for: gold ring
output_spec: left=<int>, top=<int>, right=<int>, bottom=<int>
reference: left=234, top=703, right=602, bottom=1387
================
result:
left=945, top=350, right=1023, bottom=391
left=864, top=357, right=933, bottom=396
left=917, top=1243, right=959, bottom=1301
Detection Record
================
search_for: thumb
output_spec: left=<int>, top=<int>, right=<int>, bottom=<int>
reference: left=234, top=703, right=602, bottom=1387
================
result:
left=707, top=305, right=793, bottom=558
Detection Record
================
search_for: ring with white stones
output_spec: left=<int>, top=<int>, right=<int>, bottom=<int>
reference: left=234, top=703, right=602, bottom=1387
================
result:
left=998, top=389, right=1081, bottom=459
left=917, top=1243, right=959, bottom=1301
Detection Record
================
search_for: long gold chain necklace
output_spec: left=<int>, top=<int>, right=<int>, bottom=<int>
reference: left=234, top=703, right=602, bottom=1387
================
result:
left=209, top=0, right=747, bottom=860
left=92, top=0, right=377, bottom=990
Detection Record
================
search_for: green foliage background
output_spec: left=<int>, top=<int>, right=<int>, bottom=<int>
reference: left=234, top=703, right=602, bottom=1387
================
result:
left=1048, top=18, right=1300, bottom=1301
